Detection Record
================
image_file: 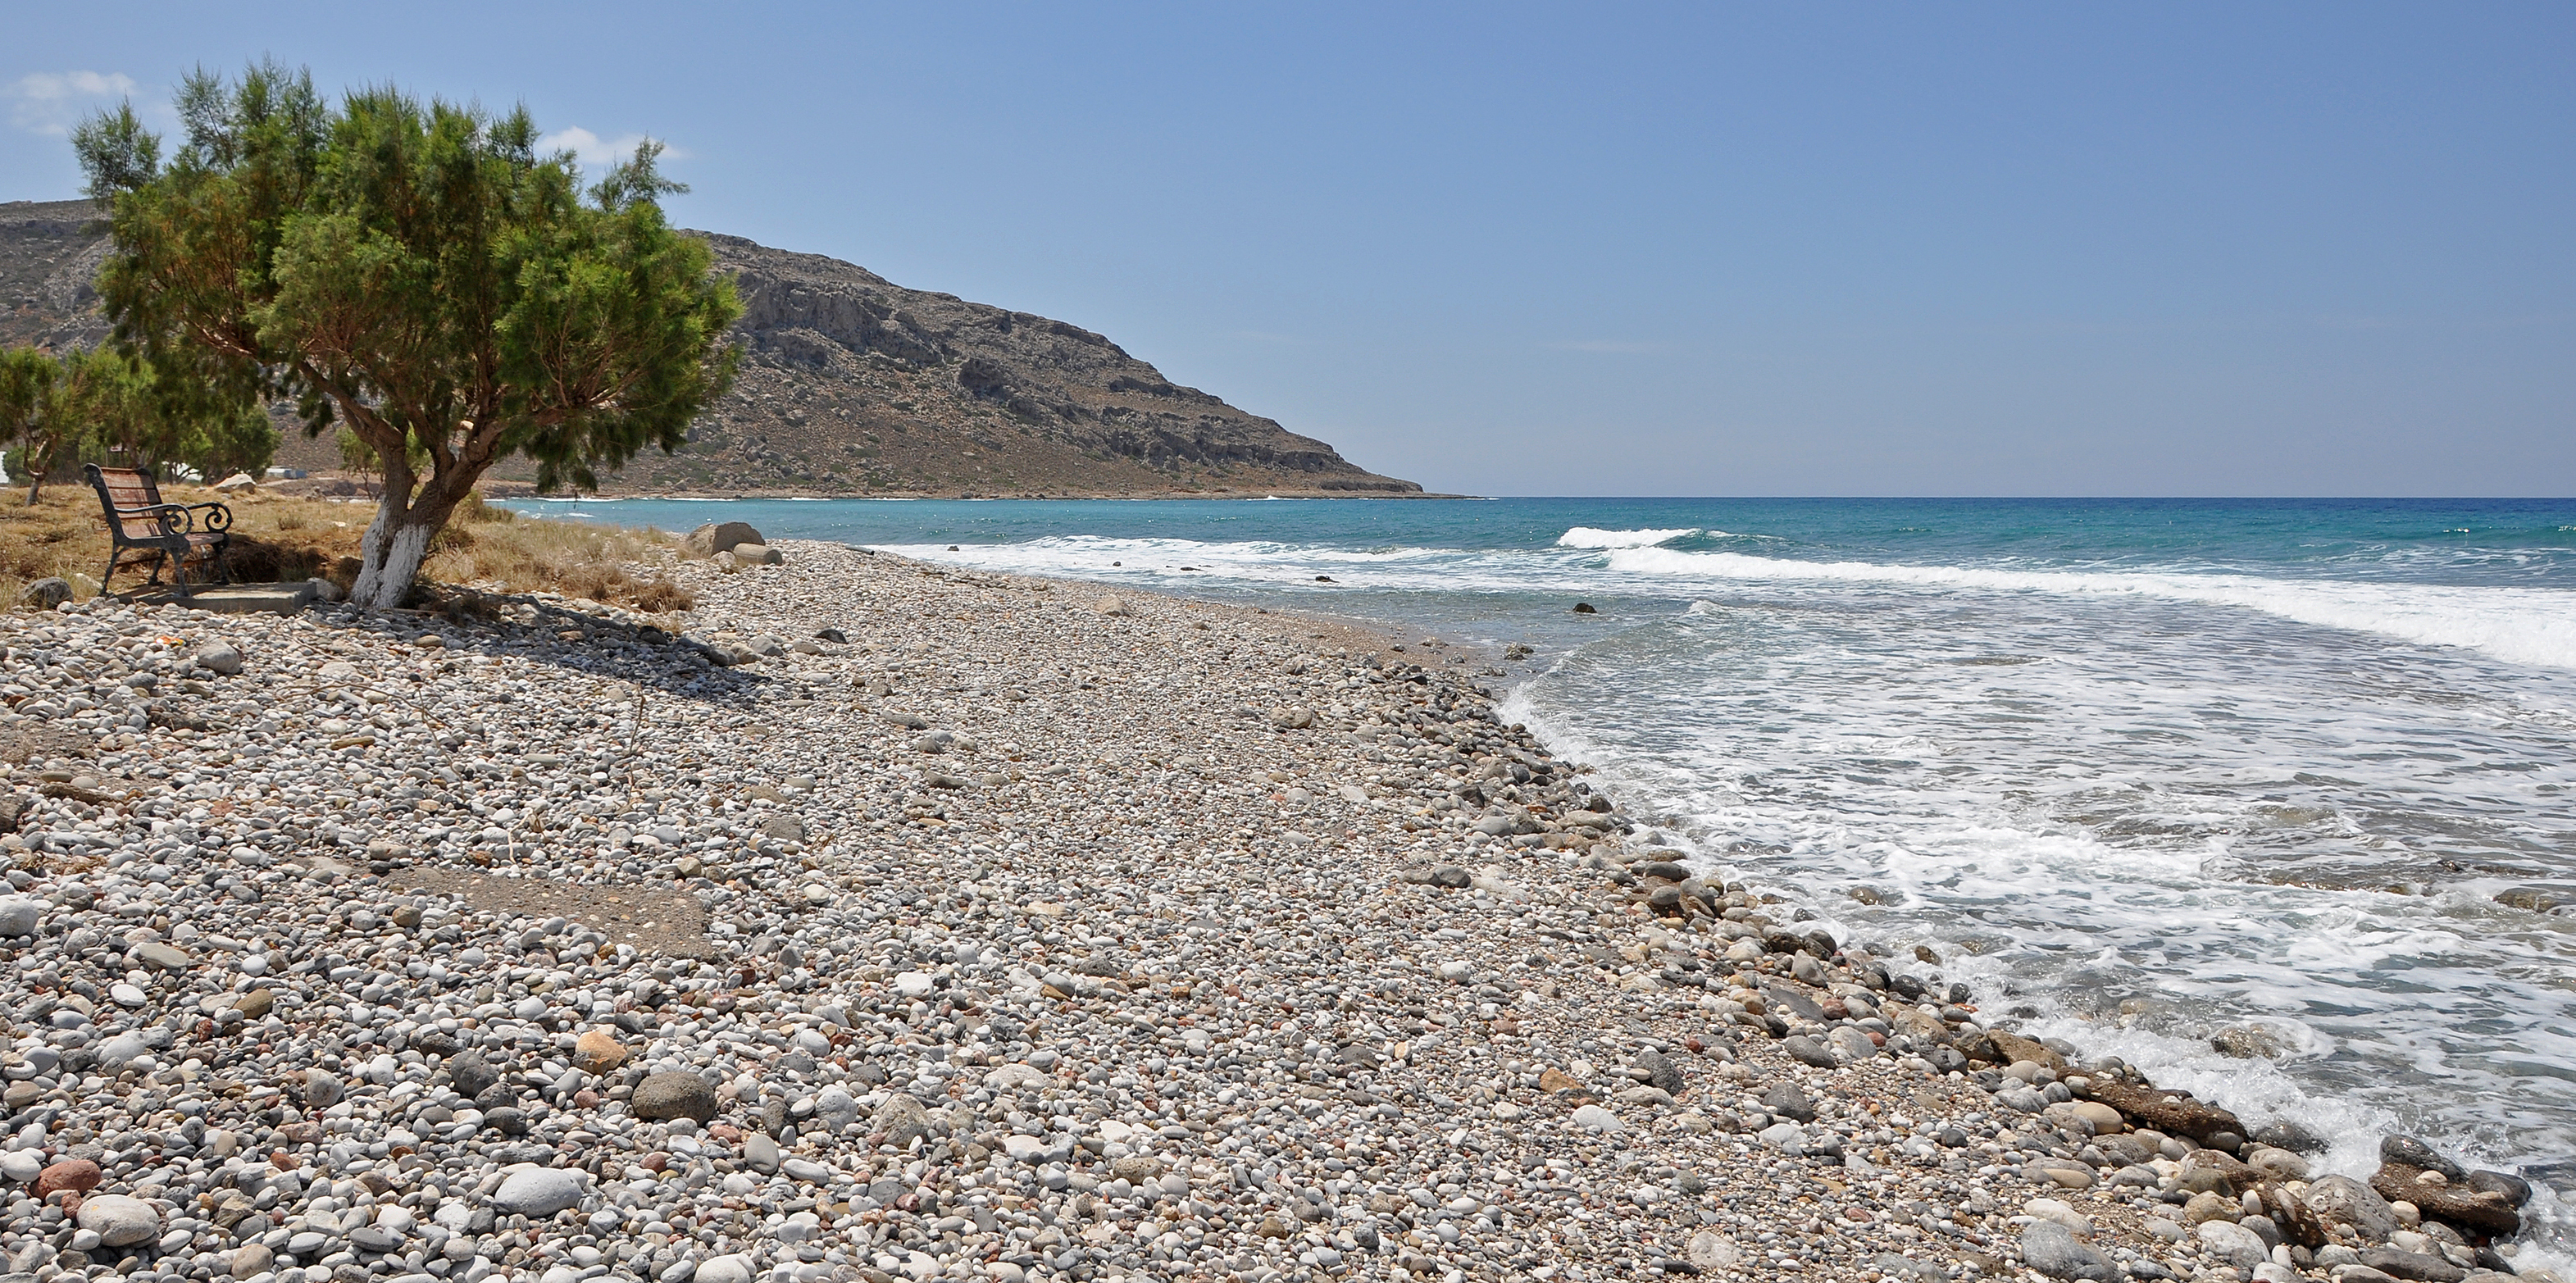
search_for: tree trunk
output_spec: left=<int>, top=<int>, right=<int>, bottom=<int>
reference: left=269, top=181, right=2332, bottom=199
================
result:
left=348, top=466, right=480, bottom=611
left=350, top=503, right=445, bottom=610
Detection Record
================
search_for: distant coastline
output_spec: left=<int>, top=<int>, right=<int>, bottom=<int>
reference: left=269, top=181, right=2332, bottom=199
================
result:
left=476, top=480, right=1472, bottom=502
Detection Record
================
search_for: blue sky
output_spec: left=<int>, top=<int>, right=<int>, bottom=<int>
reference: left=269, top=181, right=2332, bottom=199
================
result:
left=5, top=3, right=2570, bottom=496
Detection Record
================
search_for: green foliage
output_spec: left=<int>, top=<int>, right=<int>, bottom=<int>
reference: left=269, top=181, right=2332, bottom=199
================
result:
left=68, top=100, right=162, bottom=205
left=78, top=59, right=741, bottom=607
left=0, top=345, right=280, bottom=496
left=66, top=348, right=166, bottom=459
left=193, top=403, right=280, bottom=481
left=1, top=348, right=60, bottom=495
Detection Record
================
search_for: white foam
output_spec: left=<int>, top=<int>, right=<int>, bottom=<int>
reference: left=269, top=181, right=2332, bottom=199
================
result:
left=1504, top=596, right=2576, bottom=1238
left=1606, top=546, right=2576, bottom=671
left=907, top=534, right=2576, bottom=676
left=1557, top=526, right=1697, bottom=548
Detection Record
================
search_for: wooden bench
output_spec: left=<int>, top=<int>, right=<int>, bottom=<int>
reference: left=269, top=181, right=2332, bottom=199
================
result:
left=84, top=464, right=233, bottom=596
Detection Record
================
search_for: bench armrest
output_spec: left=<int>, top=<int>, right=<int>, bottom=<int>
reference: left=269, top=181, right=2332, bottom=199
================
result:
left=175, top=500, right=233, bottom=532
left=106, top=502, right=193, bottom=536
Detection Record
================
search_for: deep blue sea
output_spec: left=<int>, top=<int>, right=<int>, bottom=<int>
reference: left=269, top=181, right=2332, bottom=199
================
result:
left=511, top=494, right=2576, bottom=1250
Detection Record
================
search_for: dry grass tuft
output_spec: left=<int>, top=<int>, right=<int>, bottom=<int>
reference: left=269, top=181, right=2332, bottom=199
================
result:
left=1, top=482, right=692, bottom=612
left=422, top=498, right=692, bottom=611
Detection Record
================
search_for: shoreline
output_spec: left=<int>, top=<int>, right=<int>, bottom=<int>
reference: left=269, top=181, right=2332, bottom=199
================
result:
left=476, top=486, right=1481, bottom=503
left=0, top=538, right=2556, bottom=1283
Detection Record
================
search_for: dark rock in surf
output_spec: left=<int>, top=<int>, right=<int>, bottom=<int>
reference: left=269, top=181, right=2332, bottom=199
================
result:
left=2370, top=1162, right=2519, bottom=1236
left=2254, top=1119, right=2328, bottom=1155
left=2381, top=1135, right=2469, bottom=1182
left=2466, top=1169, right=2531, bottom=1208
left=2071, top=1077, right=2241, bottom=1140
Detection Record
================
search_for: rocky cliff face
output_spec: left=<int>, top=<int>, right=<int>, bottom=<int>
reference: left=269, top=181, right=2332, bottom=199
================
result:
left=0, top=201, right=112, bottom=353
left=0, top=198, right=1420, bottom=498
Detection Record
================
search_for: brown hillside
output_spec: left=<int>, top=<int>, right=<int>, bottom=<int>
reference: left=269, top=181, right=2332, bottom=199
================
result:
left=0, top=198, right=1422, bottom=498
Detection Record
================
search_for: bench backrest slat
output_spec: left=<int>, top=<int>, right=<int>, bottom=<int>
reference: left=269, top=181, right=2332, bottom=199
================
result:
left=89, top=466, right=174, bottom=541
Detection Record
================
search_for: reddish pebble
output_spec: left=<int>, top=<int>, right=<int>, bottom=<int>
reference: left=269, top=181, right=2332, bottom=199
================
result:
left=573, top=1090, right=600, bottom=1109
left=33, top=1159, right=99, bottom=1198
left=707, top=1123, right=740, bottom=1143
left=1844, top=1207, right=1874, bottom=1222
left=642, top=1153, right=671, bottom=1173
left=271, top=1151, right=297, bottom=1170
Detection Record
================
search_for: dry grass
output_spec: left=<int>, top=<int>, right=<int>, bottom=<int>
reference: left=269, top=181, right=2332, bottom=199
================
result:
left=422, top=493, right=694, bottom=610
left=1, top=481, right=693, bottom=612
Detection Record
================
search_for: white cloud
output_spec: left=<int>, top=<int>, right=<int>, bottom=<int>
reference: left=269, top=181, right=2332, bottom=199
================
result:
left=6, top=71, right=139, bottom=135
left=538, top=126, right=690, bottom=171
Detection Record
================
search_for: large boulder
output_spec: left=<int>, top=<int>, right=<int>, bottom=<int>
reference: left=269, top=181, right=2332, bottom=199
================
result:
left=2179, top=1148, right=2260, bottom=1195
left=2383, top=1135, right=2469, bottom=1181
left=2359, top=1249, right=2469, bottom=1283
left=2305, top=1174, right=2401, bottom=1240
left=685, top=521, right=765, bottom=557
left=75, top=1194, right=162, bottom=1247
left=2372, top=1162, right=2519, bottom=1236
left=874, top=1093, right=937, bottom=1145
left=2195, top=1221, right=2270, bottom=1271
left=0, top=899, right=41, bottom=937
left=493, top=1165, right=589, bottom=1217
left=15, top=578, right=70, bottom=611
left=2071, top=1077, right=2242, bottom=1140
left=633, top=1071, right=719, bottom=1122
left=1986, top=1029, right=2067, bottom=1071
left=2021, top=1222, right=2119, bottom=1282
left=2258, top=1181, right=2330, bottom=1249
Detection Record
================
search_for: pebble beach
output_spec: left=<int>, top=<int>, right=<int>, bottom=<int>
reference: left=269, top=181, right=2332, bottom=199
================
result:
left=0, top=537, right=2556, bottom=1283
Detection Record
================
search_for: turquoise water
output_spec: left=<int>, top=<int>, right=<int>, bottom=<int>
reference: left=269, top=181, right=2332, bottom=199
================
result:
left=516, top=494, right=2576, bottom=1246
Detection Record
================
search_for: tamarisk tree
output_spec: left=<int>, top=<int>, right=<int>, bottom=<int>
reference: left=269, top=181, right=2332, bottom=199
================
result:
left=77, top=62, right=739, bottom=608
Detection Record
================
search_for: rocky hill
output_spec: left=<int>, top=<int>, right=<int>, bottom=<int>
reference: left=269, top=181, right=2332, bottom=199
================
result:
left=0, top=198, right=1421, bottom=498
left=0, top=201, right=112, bottom=354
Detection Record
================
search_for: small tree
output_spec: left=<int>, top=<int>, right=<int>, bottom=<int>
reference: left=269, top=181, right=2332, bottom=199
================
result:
left=0, top=343, right=279, bottom=496
left=0, top=347, right=134, bottom=503
left=77, top=61, right=740, bottom=608
left=48, top=348, right=152, bottom=482
left=0, top=348, right=61, bottom=501
left=185, top=403, right=280, bottom=482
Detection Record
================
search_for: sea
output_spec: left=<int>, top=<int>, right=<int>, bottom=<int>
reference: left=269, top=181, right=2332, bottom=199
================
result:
left=508, top=494, right=2576, bottom=1256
